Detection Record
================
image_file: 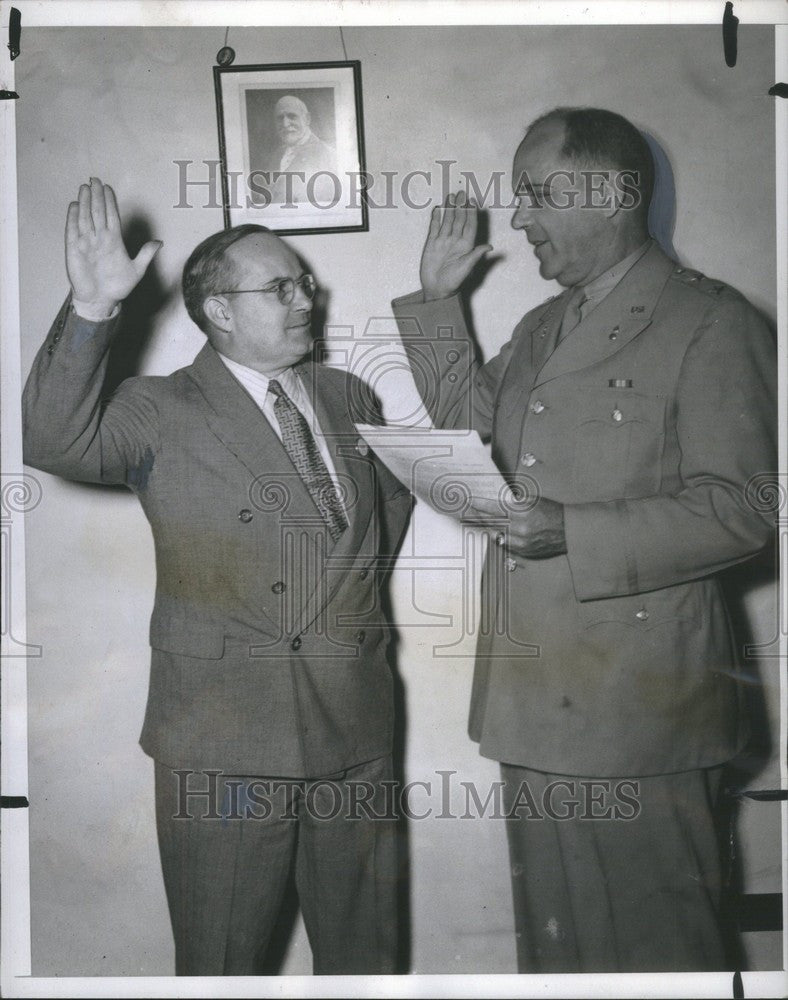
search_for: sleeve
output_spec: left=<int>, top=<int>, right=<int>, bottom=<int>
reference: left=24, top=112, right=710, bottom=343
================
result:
left=22, top=295, right=160, bottom=488
left=563, top=293, right=777, bottom=600
left=391, top=290, right=516, bottom=440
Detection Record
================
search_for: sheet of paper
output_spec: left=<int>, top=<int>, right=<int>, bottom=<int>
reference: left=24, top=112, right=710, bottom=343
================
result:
left=355, top=424, right=521, bottom=521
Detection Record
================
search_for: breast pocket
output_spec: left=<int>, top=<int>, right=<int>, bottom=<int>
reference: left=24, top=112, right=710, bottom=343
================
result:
left=571, top=387, right=666, bottom=500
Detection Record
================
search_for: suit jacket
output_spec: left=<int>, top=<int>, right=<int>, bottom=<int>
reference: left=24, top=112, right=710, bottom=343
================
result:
left=23, top=299, right=411, bottom=777
left=393, top=242, right=776, bottom=776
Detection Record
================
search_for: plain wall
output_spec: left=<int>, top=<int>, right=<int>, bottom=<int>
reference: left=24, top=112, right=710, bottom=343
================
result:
left=16, top=24, right=781, bottom=975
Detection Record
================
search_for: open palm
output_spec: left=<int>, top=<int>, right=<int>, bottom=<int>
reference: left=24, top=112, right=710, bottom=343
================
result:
left=66, top=177, right=161, bottom=310
left=419, top=191, right=492, bottom=301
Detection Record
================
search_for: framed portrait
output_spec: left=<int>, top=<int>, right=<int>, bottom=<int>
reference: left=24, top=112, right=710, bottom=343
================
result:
left=214, top=60, right=368, bottom=235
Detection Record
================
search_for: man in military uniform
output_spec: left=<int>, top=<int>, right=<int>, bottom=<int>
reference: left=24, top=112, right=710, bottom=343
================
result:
left=393, top=107, right=776, bottom=972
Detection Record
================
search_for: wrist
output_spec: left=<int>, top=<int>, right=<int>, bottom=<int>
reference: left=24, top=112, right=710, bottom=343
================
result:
left=70, top=296, right=120, bottom=321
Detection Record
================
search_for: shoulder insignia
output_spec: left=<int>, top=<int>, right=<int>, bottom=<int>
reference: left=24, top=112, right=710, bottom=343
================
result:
left=671, top=265, right=731, bottom=298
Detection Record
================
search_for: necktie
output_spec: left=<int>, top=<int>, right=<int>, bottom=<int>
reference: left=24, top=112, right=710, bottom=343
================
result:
left=557, top=286, right=587, bottom=344
left=268, top=379, right=348, bottom=542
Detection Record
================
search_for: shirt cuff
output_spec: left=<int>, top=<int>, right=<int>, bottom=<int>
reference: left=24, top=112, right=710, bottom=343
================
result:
left=71, top=298, right=121, bottom=322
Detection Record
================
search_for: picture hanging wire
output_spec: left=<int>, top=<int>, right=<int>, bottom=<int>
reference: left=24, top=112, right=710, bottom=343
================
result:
left=216, top=26, right=235, bottom=67
left=339, top=26, right=349, bottom=61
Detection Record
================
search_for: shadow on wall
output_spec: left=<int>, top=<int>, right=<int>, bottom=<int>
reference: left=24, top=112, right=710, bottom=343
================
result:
left=103, top=213, right=174, bottom=397
left=643, top=131, right=678, bottom=262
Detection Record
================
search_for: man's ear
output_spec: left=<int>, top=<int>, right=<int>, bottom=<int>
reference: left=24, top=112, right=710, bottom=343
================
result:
left=203, top=295, right=233, bottom=333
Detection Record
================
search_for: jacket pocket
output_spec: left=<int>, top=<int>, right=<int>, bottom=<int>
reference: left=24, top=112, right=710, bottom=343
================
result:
left=579, top=580, right=701, bottom=631
left=571, top=387, right=666, bottom=500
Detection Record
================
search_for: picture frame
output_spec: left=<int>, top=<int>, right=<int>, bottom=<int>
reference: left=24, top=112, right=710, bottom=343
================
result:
left=214, top=60, right=368, bottom=235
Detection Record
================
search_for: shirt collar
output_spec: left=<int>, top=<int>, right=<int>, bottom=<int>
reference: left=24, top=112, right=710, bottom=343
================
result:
left=578, top=238, right=653, bottom=306
left=217, top=353, right=300, bottom=398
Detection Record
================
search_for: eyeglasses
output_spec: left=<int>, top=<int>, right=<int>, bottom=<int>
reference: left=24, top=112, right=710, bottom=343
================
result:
left=219, top=273, right=317, bottom=305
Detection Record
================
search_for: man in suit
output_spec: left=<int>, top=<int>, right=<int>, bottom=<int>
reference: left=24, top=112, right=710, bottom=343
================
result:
left=23, top=177, right=411, bottom=975
left=393, top=108, right=776, bottom=972
left=263, top=95, right=337, bottom=206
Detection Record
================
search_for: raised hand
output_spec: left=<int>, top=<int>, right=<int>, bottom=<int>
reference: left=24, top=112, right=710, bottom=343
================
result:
left=65, top=177, right=162, bottom=313
left=419, top=190, right=493, bottom=301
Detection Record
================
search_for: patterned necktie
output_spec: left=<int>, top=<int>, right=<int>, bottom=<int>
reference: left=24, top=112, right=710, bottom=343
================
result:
left=268, top=379, right=348, bottom=541
left=557, top=286, right=587, bottom=344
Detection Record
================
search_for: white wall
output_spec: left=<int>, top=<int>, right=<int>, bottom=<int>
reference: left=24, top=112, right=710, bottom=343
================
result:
left=16, top=24, right=780, bottom=975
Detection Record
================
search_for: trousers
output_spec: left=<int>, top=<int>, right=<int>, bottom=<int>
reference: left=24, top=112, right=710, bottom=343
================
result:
left=154, top=754, right=397, bottom=975
left=500, top=763, right=728, bottom=972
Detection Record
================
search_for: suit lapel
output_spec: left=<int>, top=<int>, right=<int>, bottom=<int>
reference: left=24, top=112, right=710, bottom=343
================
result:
left=290, top=362, right=376, bottom=635
left=298, top=361, right=375, bottom=558
left=188, top=343, right=315, bottom=509
left=532, top=243, right=675, bottom=387
left=187, top=347, right=375, bottom=638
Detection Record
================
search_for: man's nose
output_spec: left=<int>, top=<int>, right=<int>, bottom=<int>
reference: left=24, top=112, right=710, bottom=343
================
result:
left=511, top=201, right=533, bottom=231
left=291, top=283, right=312, bottom=309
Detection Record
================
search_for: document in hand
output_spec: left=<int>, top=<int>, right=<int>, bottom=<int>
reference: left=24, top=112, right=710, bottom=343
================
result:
left=355, top=425, right=520, bottom=521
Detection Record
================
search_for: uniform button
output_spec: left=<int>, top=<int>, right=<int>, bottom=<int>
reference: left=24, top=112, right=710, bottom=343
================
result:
left=521, top=453, right=536, bottom=467
left=531, top=400, right=545, bottom=414
left=291, top=636, right=302, bottom=651
left=271, top=581, right=286, bottom=594
left=635, top=609, right=649, bottom=622
left=612, top=408, right=623, bottom=422
left=609, top=325, right=620, bottom=341
left=356, top=630, right=366, bottom=644
left=238, top=508, right=253, bottom=522
left=506, top=558, right=517, bottom=573
left=359, top=568, right=369, bottom=580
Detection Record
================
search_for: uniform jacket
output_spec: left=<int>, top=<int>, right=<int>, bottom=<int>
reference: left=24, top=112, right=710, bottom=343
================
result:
left=23, top=298, right=411, bottom=777
left=393, top=242, right=776, bottom=776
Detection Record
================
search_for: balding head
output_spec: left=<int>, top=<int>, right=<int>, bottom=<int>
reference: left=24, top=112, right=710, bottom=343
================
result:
left=182, top=224, right=273, bottom=335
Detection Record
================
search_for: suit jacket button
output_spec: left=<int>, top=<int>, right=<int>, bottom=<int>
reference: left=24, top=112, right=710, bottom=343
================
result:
left=271, top=581, right=286, bottom=594
left=238, top=508, right=253, bottom=522
left=356, top=630, right=366, bottom=644
left=635, top=608, right=649, bottom=621
left=291, top=636, right=302, bottom=651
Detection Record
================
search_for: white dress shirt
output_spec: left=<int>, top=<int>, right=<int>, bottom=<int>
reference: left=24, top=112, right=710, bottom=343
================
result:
left=217, top=354, right=344, bottom=499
